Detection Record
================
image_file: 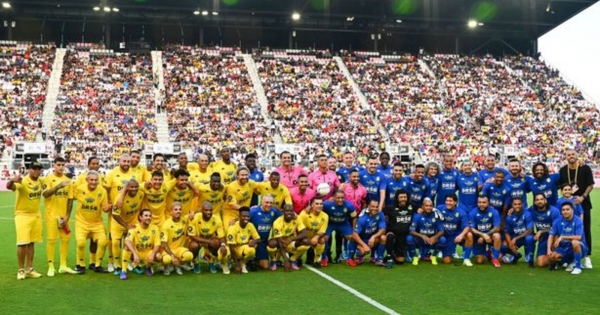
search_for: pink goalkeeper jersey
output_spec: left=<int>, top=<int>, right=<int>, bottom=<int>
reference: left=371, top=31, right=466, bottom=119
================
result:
left=308, top=169, right=340, bottom=200
left=290, top=186, right=317, bottom=214
left=275, top=166, right=308, bottom=189
left=342, top=183, right=367, bottom=212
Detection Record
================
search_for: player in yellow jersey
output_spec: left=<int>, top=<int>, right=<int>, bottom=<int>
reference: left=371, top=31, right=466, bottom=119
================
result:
left=42, top=157, right=78, bottom=276
left=268, top=204, right=310, bottom=271
left=141, top=170, right=174, bottom=226
left=256, top=171, right=292, bottom=211
left=166, top=169, right=199, bottom=218
left=143, top=153, right=172, bottom=182
left=104, top=154, right=138, bottom=272
left=129, top=150, right=148, bottom=181
left=69, top=170, right=112, bottom=274
left=197, top=173, right=225, bottom=220
left=188, top=154, right=212, bottom=185
left=188, top=201, right=230, bottom=274
left=223, top=167, right=259, bottom=227
left=227, top=207, right=261, bottom=274
left=119, top=209, right=161, bottom=280
left=111, top=179, right=145, bottom=275
left=298, top=196, right=329, bottom=267
left=161, top=202, right=193, bottom=275
left=74, top=156, right=104, bottom=268
left=7, top=161, right=44, bottom=280
left=212, top=147, right=237, bottom=184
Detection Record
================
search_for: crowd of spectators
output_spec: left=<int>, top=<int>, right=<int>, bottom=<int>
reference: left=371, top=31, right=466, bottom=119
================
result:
left=52, top=48, right=157, bottom=165
left=0, top=44, right=54, bottom=157
left=255, top=51, right=382, bottom=156
left=162, top=45, right=271, bottom=154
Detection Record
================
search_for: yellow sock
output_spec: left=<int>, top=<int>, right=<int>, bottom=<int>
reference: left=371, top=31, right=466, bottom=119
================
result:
left=59, top=239, right=70, bottom=267
left=107, top=239, right=114, bottom=264
left=112, top=240, right=122, bottom=264
left=46, top=239, right=56, bottom=268
left=95, top=239, right=108, bottom=267
left=89, top=253, right=96, bottom=266
left=77, top=239, right=86, bottom=266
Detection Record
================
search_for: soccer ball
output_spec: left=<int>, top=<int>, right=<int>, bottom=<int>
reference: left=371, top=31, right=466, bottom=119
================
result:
left=316, top=182, right=331, bottom=196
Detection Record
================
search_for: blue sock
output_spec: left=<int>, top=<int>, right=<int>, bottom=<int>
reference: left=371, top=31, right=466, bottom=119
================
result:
left=463, top=247, right=472, bottom=259
left=347, top=241, right=357, bottom=259
left=492, top=248, right=500, bottom=260
left=575, top=252, right=582, bottom=269
left=376, top=244, right=385, bottom=260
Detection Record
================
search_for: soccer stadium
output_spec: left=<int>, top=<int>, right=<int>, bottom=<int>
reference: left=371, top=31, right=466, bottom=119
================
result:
left=1, top=0, right=599, bottom=314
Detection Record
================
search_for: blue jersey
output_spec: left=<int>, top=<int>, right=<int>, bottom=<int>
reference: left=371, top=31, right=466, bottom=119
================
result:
left=323, top=200, right=356, bottom=225
left=469, top=207, right=501, bottom=233
left=504, top=175, right=531, bottom=208
left=338, top=165, right=365, bottom=182
left=527, top=205, right=560, bottom=232
left=377, top=165, right=393, bottom=180
left=359, top=170, right=385, bottom=203
left=426, top=175, right=440, bottom=204
left=457, top=172, right=479, bottom=210
left=528, top=174, right=560, bottom=206
left=481, top=182, right=511, bottom=213
left=403, top=175, right=431, bottom=209
left=550, top=216, right=585, bottom=248
left=437, top=205, right=468, bottom=236
left=381, top=176, right=407, bottom=207
left=354, top=212, right=386, bottom=236
left=249, top=168, right=264, bottom=206
left=504, top=210, right=534, bottom=237
left=556, top=197, right=584, bottom=217
left=410, top=211, right=444, bottom=236
left=437, top=168, right=459, bottom=206
left=249, top=206, right=282, bottom=237
left=477, top=167, right=509, bottom=187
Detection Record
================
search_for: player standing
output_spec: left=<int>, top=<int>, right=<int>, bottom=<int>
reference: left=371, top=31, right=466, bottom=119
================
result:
left=289, top=174, right=316, bottom=214
left=212, top=147, right=238, bottom=185
left=308, top=154, right=340, bottom=199
left=223, top=167, right=259, bottom=227
left=275, top=151, right=308, bottom=189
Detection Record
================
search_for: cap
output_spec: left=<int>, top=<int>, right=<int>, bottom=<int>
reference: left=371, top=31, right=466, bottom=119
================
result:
left=220, top=146, right=230, bottom=152
left=29, top=161, right=43, bottom=169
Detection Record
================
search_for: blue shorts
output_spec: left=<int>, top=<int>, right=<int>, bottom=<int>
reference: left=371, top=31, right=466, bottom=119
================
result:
left=442, top=234, right=463, bottom=257
left=326, top=223, right=353, bottom=237
left=255, top=232, right=270, bottom=260
left=473, top=235, right=493, bottom=256
left=536, top=235, right=549, bottom=257
left=555, top=242, right=588, bottom=262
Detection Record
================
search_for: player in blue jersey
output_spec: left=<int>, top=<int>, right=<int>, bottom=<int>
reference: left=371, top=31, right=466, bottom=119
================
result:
left=379, top=162, right=407, bottom=211
left=504, top=159, right=531, bottom=208
left=424, top=162, right=440, bottom=204
left=322, top=190, right=357, bottom=265
left=359, top=157, right=385, bottom=205
left=557, top=184, right=583, bottom=219
left=528, top=162, right=560, bottom=207
left=245, top=153, right=264, bottom=207
left=346, top=200, right=387, bottom=267
left=548, top=201, right=587, bottom=275
left=481, top=170, right=512, bottom=224
left=408, top=198, right=446, bottom=266
left=338, top=152, right=364, bottom=183
left=248, top=195, right=282, bottom=270
left=437, top=194, right=473, bottom=266
left=376, top=152, right=393, bottom=180
left=403, top=164, right=431, bottom=210
left=528, top=193, right=560, bottom=267
left=382, top=189, right=415, bottom=268
left=457, top=161, right=479, bottom=212
left=502, top=198, right=535, bottom=267
left=436, top=156, right=459, bottom=207
left=477, top=155, right=509, bottom=190
left=469, top=196, right=502, bottom=267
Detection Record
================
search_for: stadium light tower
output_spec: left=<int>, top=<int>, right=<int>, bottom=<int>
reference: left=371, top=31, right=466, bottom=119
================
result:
left=292, top=12, right=301, bottom=21
left=1, top=2, right=11, bottom=9
left=467, top=19, right=478, bottom=28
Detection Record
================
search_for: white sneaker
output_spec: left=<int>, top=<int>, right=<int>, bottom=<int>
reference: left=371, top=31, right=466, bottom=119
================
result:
left=127, top=262, right=134, bottom=271
left=453, top=253, right=461, bottom=259
left=222, top=264, right=230, bottom=275
left=241, top=264, right=248, bottom=274
left=463, top=259, right=473, bottom=267
left=175, top=267, right=183, bottom=275
left=583, top=257, right=593, bottom=269
left=562, top=263, right=568, bottom=268
left=107, top=263, right=115, bottom=273
left=163, top=266, right=171, bottom=276
left=571, top=267, right=582, bottom=275
left=181, top=263, right=192, bottom=271
left=157, top=265, right=165, bottom=272
left=565, top=262, right=575, bottom=272
left=437, top=252, right=443, bottom=258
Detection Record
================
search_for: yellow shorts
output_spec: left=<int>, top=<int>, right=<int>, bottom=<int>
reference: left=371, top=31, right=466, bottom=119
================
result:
left=233, top=244, right=256, bottom=260
left=161, top=247, right=190, bottom=259
left=110, top=224, right=128, bottom=241
left=15, top=213, right=43, bottom=245
left=137, top=250, right=159, bottom=262
left=46, top=219, right=71, bottom=241
left=76, top=223, right=107, bottom=242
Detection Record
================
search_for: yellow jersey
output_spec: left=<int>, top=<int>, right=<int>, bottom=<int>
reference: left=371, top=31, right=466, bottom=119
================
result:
left=223, top=180, right=258, bottom=216
left=140, top=181, right=175, bottom=226
left=42, top=173, right=72, bottom=220
left=74, top=170, right=105, bottom=188
left=188, top=214, right=225, bottom=239
left=160, top=217, right=189, bottom=249
left=166, top=184, right=196, bottom=218
left=197, top=184, right=225, bottom=217
left=272, top=216, right=306, bottom=239
left=189, top=168, right=213, bottom=186
left=13, top=175, right=43, bottom=215
left=70, top=184, right=109, bottom=226
left=226, top=222, right=260, bottom=246
left=104, top=167, right=138, bottom=202
left=112, top=190, right=145, bottom=226
left=298, top=211, right=329, bottom=236
left=126, top=223, right=161, bottom=254
left=256, top=182, right=292, bottom=211
left=211, top=160, right=237, bottom=184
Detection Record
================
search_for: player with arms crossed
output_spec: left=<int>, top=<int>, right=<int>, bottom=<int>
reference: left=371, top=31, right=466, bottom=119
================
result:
left=119, top=209, right=162, bottom=280
left=228, top=207, right=261, bottom=274
left=188, top=202, right=230, bottom=275
left=268, top=205, right=311, bottom=271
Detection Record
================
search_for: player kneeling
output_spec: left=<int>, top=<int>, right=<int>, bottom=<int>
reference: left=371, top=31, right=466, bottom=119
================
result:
left=501, top=199, right=534, bottom=267
left=469, top=196, right=502, bottom=267
left=267, top=205, right=311, bottom=271
left=347, top=201, right=387, bottom=267
left=408, top=198, right=446, bottom=266
left=160, top=202, right=193, bottom=275
left=120, top=209, right=162, bottom=280
left=548, top=202, right=588, bottom=275
left=298, top=197, right=329, bottom=267
left=228, top=207, right=261, bottom=275
left=188, top=202, right=230, bottom=274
